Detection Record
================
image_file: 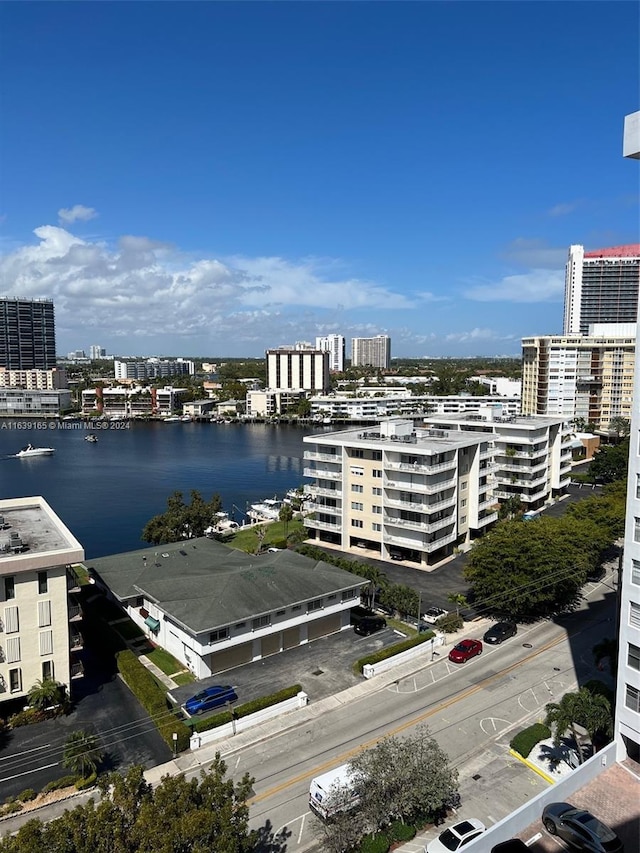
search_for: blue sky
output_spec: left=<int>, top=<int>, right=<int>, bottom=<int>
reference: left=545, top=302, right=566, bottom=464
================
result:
left=0, top=1, right=638, bottom=359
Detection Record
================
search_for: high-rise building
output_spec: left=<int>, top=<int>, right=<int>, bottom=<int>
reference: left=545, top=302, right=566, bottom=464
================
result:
left=563, top=244, right=640, bottom=335
left=315, top=334, right=345, bottom=372
left=521, top=329, right=636, bottom=431
left=266, top=348, right=330, bottom=393
left=351, top=335, right=391, bottom=369
left=0, top=298, right=57, bottom=370
left=89, top=345, right=106, bottom=360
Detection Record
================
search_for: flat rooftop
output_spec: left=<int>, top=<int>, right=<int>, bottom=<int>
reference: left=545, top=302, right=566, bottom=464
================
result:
left=0, top=496, right=85, bottom=572
left=305, top=422, right=494, bottom=453
left=426, top=412, right=568, bottom=429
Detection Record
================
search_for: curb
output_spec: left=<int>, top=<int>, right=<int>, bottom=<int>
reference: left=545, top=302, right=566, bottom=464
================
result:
left=0, top=787, right=95, bottom=823
left=509, top=748, right=556, bottom=785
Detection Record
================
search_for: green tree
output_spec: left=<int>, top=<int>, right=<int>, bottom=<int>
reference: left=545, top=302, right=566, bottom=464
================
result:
left=63, top=730, right=104, bottom=779
left=608, top=416, right=631, bottom=441
left=498, top=495, right=523, bottom=520
left=27, top=678, right=67, bottom=712
left=142, top=490, right=223, bottom=544
left=278, top=503, right=294, bottom=538
left=588, top=439, right=629, bottom=483
left=447, top=592, right=468, bottom=617
left=544, top=689, right=613, bottom=764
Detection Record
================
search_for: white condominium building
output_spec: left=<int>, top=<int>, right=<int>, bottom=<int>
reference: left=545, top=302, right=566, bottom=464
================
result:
left=351, top=335, right=391, bottom=370
left=0, top=368, right=67, bottom=390
left=425, top=406, right=572, bottom=510
left=303, top=418, right=498, bottom=568
left=0, top=497, right=85, bottom=705
left=315, top=334, right=345, bottom=372
left=266, top=348, right=330, bottom=393
left=563, top=243, right=640, bottom=335
left=521, top=331, right=635, bottom=432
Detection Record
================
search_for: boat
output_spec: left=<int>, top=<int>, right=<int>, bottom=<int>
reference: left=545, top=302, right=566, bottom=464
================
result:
left=14, top=444, right=55, bottom=458
left=204, top=512, right=240, bottom=540
left=163, top=416, right=181, bottom=423
left=249, top=497, right=284, bottom=521
left=180, top=415, right=191, bottom=422
left=84, top=435, right=98, bottom=443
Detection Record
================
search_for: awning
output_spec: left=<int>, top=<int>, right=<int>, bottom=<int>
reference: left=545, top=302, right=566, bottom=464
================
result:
left=144, top=616, right=161, bottom=633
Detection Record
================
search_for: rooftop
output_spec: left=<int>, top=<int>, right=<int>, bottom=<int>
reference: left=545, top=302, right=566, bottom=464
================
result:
left=0, top=496, right=85, bottom=572
left=426, top=412, right=570, bottom=430
left=584, top=244, right=640, bottom=258
left=305, top=421, right=493, bottom=452
left=87, top=537, right=367, bottom=636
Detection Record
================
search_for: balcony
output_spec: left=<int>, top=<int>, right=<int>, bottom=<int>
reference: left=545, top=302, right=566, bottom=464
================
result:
left=306, top=485, right=342, bottom=499
left=386, top=458, right=456, bottom=475
left=66, top=570, right=81, bottom=594
left=304, top=451, right=341, bottom=463
left=70, top=631, right=83, bottom=652
left=476, top=510, right=498, bottom=527
left=70, top=660, right=84, bottom=679
left=384, top=514, right=455, bottom=534
left=385, top=494, right=455, bottom=513
left=307, top=502, right=341, bottom=516
left=305, top=517, right=341, bottom=531
left=385, top=476, right=457, bottom=495
left=385, top=529, right=457, bottom=552
left=68, top=601, right=82, bottom=622
left=304, top=467, right=341, bottom=481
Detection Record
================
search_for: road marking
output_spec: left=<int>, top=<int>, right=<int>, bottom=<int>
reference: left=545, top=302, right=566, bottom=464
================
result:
left=297, top=813, right=306, bottom=844
left=0, top=744, right=52, bottom=763
left=0, top=762, right=59, bottom=784
left=480, top=717, right=511, bottom=735
left=247, top=632, right=567, bottom=807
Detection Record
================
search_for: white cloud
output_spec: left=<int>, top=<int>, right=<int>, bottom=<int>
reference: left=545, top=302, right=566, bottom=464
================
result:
left=500, top=238, right=567, bottom=270
left=444, top=328, right=505, bottom=343
left=57, top=205, right=99, bottom=225
left=0, top=224, right=412, bottom=350
left=547, top=201, right=581, bottom=217
left=463, top=269, right=565, bottom=303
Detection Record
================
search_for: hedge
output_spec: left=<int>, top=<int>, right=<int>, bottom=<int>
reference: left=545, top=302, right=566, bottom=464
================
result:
left=16, top=789, right=36, bottom=803
left=116, top=649, right=191, bottom=752
left=510, top=722, right=551, bottom=758
left=435, top=613, right=464, bottom=633
left=42, top=775, right=79, bottom=793
left=387, top=821, right=416, bottom=842
left=356, top=631, right=435, bottom=673
left=75, top=771, right=97, bottom=790
left=357, top=833, right=390, bottom=853
left=193, top=684, right=302, bottom=734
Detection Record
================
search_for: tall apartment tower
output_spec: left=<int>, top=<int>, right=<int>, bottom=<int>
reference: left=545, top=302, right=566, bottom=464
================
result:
left=266, top=348, right=330, bottom=392
left=0, top=298, right=57, bottom=370
left=615, top=110, right=640, bottom=764
left=563, top=244, right=640, bottom=335
left=315, top=334, right=345, bottom=372
left=351, top=335, right=391, bottom=369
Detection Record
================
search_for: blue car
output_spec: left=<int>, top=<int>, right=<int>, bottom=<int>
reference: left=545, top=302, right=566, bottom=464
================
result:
left=184, top=685, right=238, bottom=715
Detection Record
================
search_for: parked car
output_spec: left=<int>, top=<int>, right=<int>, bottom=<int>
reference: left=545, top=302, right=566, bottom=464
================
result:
left=541, top=802, right=624, bottom=852
left=448, top=639, right=483, bottom=663
left=491, top=841, right=529, bottom=853
left=422, top=607, right=449, bottom=624
left=426, top=818, right=486, bottom=852
left=483, top=621, right=518, bottom=644
left=184, top=685, right=238, bottom=715
left=351, top=606, right=386, bottom=636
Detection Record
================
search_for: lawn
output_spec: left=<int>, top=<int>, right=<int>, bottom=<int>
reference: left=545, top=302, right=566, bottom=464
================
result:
left=146, top=646, right=185, bottom=676
left=173, top=671, right=196, bottom=686
left=228, top=518, right=306, bottom=553
left=113, top=619, right=145, bottom=641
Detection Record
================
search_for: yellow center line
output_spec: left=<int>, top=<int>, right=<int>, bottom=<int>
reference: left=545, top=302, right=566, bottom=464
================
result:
left=248, top=631, right=565, bottom=806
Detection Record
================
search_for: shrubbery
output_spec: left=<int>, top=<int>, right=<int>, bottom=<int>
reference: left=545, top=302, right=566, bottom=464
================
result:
left=510, top=722, right=551, bottom=758
left=75, top=772, right=97, bottom=790
left=358, top=833, right=390, bottom=853
left=192, top=684, right=302, bottom=734
left=435, top=613, right=464, bottom=633
left=0, top=801, right=23, bottom=817
left=7, top=708, right=47, bottom=728
left=116, top=650, right=191, bottom=752
left=356, top=632, right=435, bottom=673
left=15, top=789, right=36, bottom=803
left=42, top=775, right=79, bottom=793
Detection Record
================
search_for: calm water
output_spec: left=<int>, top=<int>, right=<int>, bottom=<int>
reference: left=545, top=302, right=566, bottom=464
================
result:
left=0, top=420, right=327, bottom=558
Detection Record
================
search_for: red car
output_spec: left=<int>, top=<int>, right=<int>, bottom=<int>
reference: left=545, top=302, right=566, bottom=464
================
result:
left=448, top=638, right=483, bottom=663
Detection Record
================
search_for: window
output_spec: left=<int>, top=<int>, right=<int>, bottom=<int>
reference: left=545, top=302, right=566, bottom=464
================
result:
left=461, top=498, right=467, bottom=508
left=631, top=602, right=640, bottom=629
left=9, top=668, right=21, bottom=694
left=351, top=502, right=364, bottom=511
left=6, top=637, right=20, bottom=663
left=372, top=487, right=382, bottom=496
left=4, top=576, right=15, bottom=601
left=209, top=627, right=230, bottom=643
left=626, top=684, right=640, bottom=713
left=342, top=589, right=357, bottom=601
left=252, top=615, right=271, bottom=630
left=235, top=622, right=246, bottom=629
left=352, top=449, right=364, bottom=459
left=372, top=469, right=382, bottom=479
left=291, top=604, right=302, bottom=612
left=276, top=609, right=286, bottom=616
left=372, top=450, right=382, bottom=461
left=461, top=481, right=467, bottom=490
left=42, top=660, right=54, bottom=681
left=351, top=519, right=363, bottom=528
left=351, top=466, right=364, bottom=477
left=4, top=605, right=19, bottom=634
left=135, top=596, right=144, bottom=608
left=327, top=594, right=337, bottom=601
left=38, top=600, right=51, bottom=628
left=37, top=571, right=48, bottom=595
left=307, top=598, right=323, bottom=612
left=632, top=560, right=640, bottom=586
left=636, top=475, right=640, bottom=500
left=628, top=643, right=640, bottom=671
left=635, top=518, right=640, bottom=543
left=351, top=484, right=364, bottom=493
left=460, top=515, right=467, bottom=525
left=39, top=630, right=53, bottom=656
left=372, top=523, right=381, bottom=532
left=372, top=505, right=382, bottom=514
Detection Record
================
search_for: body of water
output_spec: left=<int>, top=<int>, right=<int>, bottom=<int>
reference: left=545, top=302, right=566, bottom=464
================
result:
left=0, top=420, right=327, bottom=558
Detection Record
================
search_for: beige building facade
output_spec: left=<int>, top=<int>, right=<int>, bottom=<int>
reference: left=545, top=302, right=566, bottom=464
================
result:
left=0, top=368, right=67, bottom=390
left=522, top=331, right=636, bottom=432
left=303, top=418, right=498, bottom=568
left=0, top=497, right=85, bottom=705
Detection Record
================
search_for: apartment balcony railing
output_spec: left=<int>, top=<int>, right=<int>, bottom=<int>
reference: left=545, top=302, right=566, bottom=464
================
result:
left=303, top=451, right=341, bottom=463
left=305, top=517, right=341, bottom=531
left=479, top=461, right=499, bottom=474
left=476, top=510, right=498, bottom=527
left=68, top=602, right=82, bottom=622
left=478, top=496, right=498, bottom=511
left=306, top=485, right=343, bottom=499
left=70, top=631, right=83, bottom=652
left=304, top=468, right=341, bottom=481
left=385, top=530, right=457, bottom=552
left=386, top=459, right=456, bottom=475
left=385, top=494, right=456, bottom=513
left=307, top=502, right=341, bottom=516
left=499, top=460, right=548, bottom=476
left=557, top=476, right=572, bottom=489
left=66, top=570, right=81, bottom=594
left=385, top=476, right=457, bottom=495
left=70, top=660, right=84, bottom=679
left=384, top=514, right=455, bottom=534
left=479, top=447, right=495, bottom=460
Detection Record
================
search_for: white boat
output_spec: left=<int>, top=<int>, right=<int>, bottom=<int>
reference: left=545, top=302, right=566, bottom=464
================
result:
left=204, top=512, right=240, bottom=539
left=163, top=416, right=181, bottom=423
left=180, top=415, right=191, bottom=422
left=14, top=444, right=55, bottom=458
left=249, top=497, right=284, bottom=520
left=84, top=435, right=98, bottom=443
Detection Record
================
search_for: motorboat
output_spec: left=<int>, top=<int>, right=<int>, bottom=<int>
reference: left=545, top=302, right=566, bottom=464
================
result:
left=204, top=512, right=240, bottom=540
left=249, top=497, right=284, bottom=521
left=180, top=415, right=191, bottom=422
left=14, top=444, right=55, bottom=458
left=84, top=435, right=98, bottom=443
left=163, top=416, right=181, bottom=422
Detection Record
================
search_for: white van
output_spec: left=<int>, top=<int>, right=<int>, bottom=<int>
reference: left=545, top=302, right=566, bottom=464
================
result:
left=308, top=763, right=359, bottom=820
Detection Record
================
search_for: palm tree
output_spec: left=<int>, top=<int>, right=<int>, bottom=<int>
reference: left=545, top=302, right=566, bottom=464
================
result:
left=545, top=689, right=613, bottom=764
left=27, top=678, right=66, bottom=712
left=447, top=592, right=468, bottom=617
left=63, top=730, right=104, bottom=779
left=278, top=503, right=294, bottom=539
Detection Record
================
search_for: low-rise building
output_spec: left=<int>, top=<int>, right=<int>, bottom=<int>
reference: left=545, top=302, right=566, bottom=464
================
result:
left=0, top=497, right=85, bottom=706
left=309, top=393, right=521, bottom=421
left=0, top=368, right=67, bottom=390
left=87, top=539, right=367, bottom=679
left=303, top=418, right=498, bottom=567
left=0, top=387, right=72, bottom=417
left=114, top=358, right=195, bottom=381
left=246, top=389, right=307, bottom=417
left=81, top=386, right=189, bottom=418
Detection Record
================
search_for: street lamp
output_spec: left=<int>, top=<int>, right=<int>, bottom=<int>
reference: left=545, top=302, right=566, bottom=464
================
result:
left=172, top=732, right=178, bottom=758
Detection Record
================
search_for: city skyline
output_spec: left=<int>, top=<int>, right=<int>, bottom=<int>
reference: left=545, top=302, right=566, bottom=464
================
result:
left=0, top=2, right=638, bottom=358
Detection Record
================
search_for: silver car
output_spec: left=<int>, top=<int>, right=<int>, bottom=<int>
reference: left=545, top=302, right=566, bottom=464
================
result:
left=542, top=802, right=624, bottom=852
